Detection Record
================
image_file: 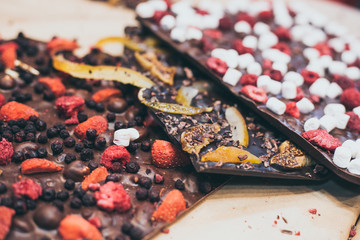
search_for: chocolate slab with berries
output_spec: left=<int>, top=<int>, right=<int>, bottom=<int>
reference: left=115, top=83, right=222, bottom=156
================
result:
left=0, top=33, right=229, bottom=240
left=136, top=0, right=360, bottom=184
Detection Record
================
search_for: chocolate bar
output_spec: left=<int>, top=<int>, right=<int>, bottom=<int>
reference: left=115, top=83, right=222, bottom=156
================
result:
left=136, top=0, right=360, bottom=184
left=0, top=34, right=228, bottom=240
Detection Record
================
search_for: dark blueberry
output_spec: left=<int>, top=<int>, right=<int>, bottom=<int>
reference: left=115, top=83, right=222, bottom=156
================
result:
left=74, top=143, right=84, bottom=153
left=24, top=150, right=37, bottom=159
left=29, top=115, right=39, bottom=123
left=24, top=93, right=32, bottom=101
left=114, top=121, right=126, bottom=130
left=40, top=237, right=51, bottom=240
left=26, top=199, right=36, bottom=210
left=85, top=99, right=96, bottom=109
left=43, top=90, right=55, bottom=101
left=53, top=199, right=64, bottom=211
left=106, top=112, right=116, bottom=122
left=125, top=162, right=140, bottom=174
left=94, top=137, right=106, bottom=150
left=21, top=72, right=34, bottom=83
left=126, top=142, right=138, bottom=153
left=138, top=177, right=152, bottom=189
left=26, top=45, right=38, bottom=57
left=41, top=188, right=56, bottom=202
left=175, top=179, right=185, bottom=190
left=198, top=181, right=212, bottom=194
left=35, top=120, right=47, bottom=131
left=127, top=120, right=136, bottom=128
left=51, top=141, right=63, bottom=155
left=77, top=112, right=88, bottom=123
left=129, top=227, right=143, bottom=240
left=37, top=147, right=48, bottom=158
left=149, top=189, right=160, bottom=202
left=95, top=102, right=105, bottom=112
left=121, top=222, right=133, bottom=234
left=64, top=179, right=75, bottom=190
left=39, top=66, right=50, bottom=75
left=0, top=63, right=5, bottom=72
left=115, top=235, right=126, bottom=240
left=15, top=93, right=26, bottom=103
left=53, top=123, right=66, bottom=131
left=46, top=127, right=58, bottom=138
left=57, top=191, right=70, bottom=201
left=34, top=83, right=44, bottom=94
left=80, top=148, right=93, bottom=161
left=64, top=137, right=76, bottom=148
left=81, top=194, right=96, bottom=206
left=25, top=132, right=36, bottom=142
left=135, top=188, right=148, bottom=201
left=12, top=151, right=24, bottom=163
left=37, top=134, right=48, bottom=144
left=14, top=199, right=27, bottom=215
left=88, top=161, right=98, bottom=171
left=86, top=129, right=97, bottom=141
left=0, top=182, right=7, bottom=194
left=16, top=118, right=27, bottom=128
left=24, top=124, right=36, bottom=134
left=134, top=116, right=143, bottom=126
left=140, top=141, right=151, bottom=152
left=59, top=130, right=70, bottom=139
left=14, top=132, right=25, bottom=143
left=70, top=197, right=82, bottom=209
left=35, top=57, right=45, bottom=66
left=90, top=48, right=100, bottom=54
left=11, top=125, right=21, bottom=134
left=105, top=174, right=119, bottom=183
left=8, top=120, right=17, bottom=127
left=1, top=197, right=13, bottom=207
left=125, top=95, right=135, bottom=106
left=82, top=140, right=93, bottom=149
left=0, top=125, right=11, bottom=133
left=2, top=131, right=13, bottom=141
left=73, top=187, right=86, bottom=198
left=64, top=153, right=76, bottom=164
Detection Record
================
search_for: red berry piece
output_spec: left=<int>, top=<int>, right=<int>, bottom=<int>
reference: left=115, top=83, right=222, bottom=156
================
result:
left=100, top=145, right=130, bottom=172
left=333, top=74, right=355, bottom=90
left=152, top=189, right=186, bottom=222
left=0, top=101, right=39, bottom=121
left=240, top=85, right=268, bottom=103
left=274, top=27, right=291, bottom=41
left=218, top=16, right=232, bottom=30
left=285, top=102, right=300, bottom=118
left=340, top=88, right=360, bottom=109
left=151, top=140, right=189, bottom=168
left=263, top=69, right=283, bottom=81
left=258, top=10, right=273, bottom=22
left=0, top=206, right=15, bottom=240
left=0, top=42, right=18, bottom=68
left=200, top=37, right=214, bottom=52
left=206, top=57, right=228, bottom=76
left=74, top=116, right=107, bottom=140
left=294, top=87, right=304, bottom=101
left=0, top=138, right=13, bottom=166
left=301, top=69, right=320, bottom=85
left=203, top=29, right=222, bottom=39
left=314, top=42, right=332, bottom=56
left=94, top=181, right=131, bottom=212
left=272, top=42, right=291, bottom=55
left=302, top=129, right=341, bottom=151
left=240, top=74, right=258, bottom=86
left=12, top=179, right=42, bottom=200
left=346, top=111, right=360, bottom=134
left=236, top=13, right=256, bottom=27
left=232, top=39, right=253, bottom=55
left=152, top=10, right=169, bottom=24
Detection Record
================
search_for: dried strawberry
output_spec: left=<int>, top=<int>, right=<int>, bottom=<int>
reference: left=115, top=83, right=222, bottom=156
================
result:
left=294, top=87, right=304, bottom=101
left=272, top=42, right=291, bottom=55
left=203, top=29, right=222, bottom=39
left=340, top=88, right=360, bottom=109
left=314, top=42, right=332, bottom=56
left=200, top=37, right=214, bottom=52
left=12, top=179, right=42, bottom=200
left=58, top=215, right=102, bottom=240
left=55, top=95, right=84, bottom=120
left=46, top=37, right=79, bottom=55
left=302, top=129, right=341, bottom=151
left=240, top=85, right=268, bottom=103
left=263, top=69, right=283, bottom=81
left=21, top=158, right=62, bottom=174
left=333, top=74, right=355, bottom=90
left=0, top=42, right=18, bottom=68
left=308, top=208, right=317, bottom=214
left=218, top=16, right=232, bottom=31
left=206, top=57, right=228, bottom=76
left=285, top=102, right=300, bottom=118
left=92, top=88, right=122, bottom=103
left=232, top=39, right=253, bottom=55
left=74, top=116, right=107, bottom=140
left=82, top=166, right=108, bottom=191
left=38, top=77, right=66, bottom=98
left=100, top=145, right=130, bottom=172
left=152, top=189, right=186, bottom=222
left=346, top=111, right=360, bottom=134
left=0, top=138, right=13, bottom=166
left=0, top=101, right=39, bottom=121
left=301, top=69, right=320, bottom=85
left=0, top=94, right=5, bottom=108
left=94, top=181, right=131, bottom=212
left=151, top=140, right=189, bottom=168
left=258, top=10, right=273, bottom=22
left=274, top=27, right=291, bottom=41
left=236, top=13, right=256, bottom=27
left=0, top=206, right=15, bottom=240
left=240, top=74, right=258, bottom=86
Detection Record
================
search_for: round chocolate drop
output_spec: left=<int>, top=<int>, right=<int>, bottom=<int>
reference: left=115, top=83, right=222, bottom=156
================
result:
left=107, top=97, right=128, bottom=113
left=33, top=205, right=64, bottom=230
left=0, top=75, right=16, bottom=89
left=63, top=160, right=90, bottom=182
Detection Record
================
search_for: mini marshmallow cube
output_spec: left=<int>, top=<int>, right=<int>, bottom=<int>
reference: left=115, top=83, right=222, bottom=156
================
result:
left=296, top=98, right=315, bottom=114
left=324, top=103, right=346, bottom=116
left=186, top=27, right=203, bottom=41
left=272, top=62, right=288, bottom=75
left=160, top=15, right=176, bottom=31
left=328, top=37, right=345, bottom=52
left=283, top=71, right=304, bottom=86
left=238, top=53, right=255, bottom=69
left=266, top=97, right=286, bottom=115
left=253, top=22, right=270, bottom=35
left=211, top=48, right=228, bottom=59
left=334, top=113, right=350, bottom=130
left=234, top=21, right=251, bottom=34
left=223, top=68, right=242, bottom=86
left=242, top=35, right=258, bottom=49
left=303, top=47, right=320, bottom=60
left=345, top=67, right=360, bottom=80
left=258, top=32, right=278, bottom=50
left=262, top=49, right=291, bottom=63
left=341, top=51, right=357, bottom=64
left=309, top=78, right=330, bottom=98
left=257, top=75, right=281, bottom=95
left=306, top=64, right=324, bottom=77
left=268, top=80, right=282, bottom=95
left=247, top=62, right=262, bottom=75
left=326, top=82, right=343, bottom=99
left=328, top=61, right=347, bottom=75
left=319, top=115, right=337, bottom=132
left=281, top=81, right=297, bottom=99
left=347, top=158, right=360, bottom=175
left=333, top=146, right=352, bottom=168
left=223, top=49, right=239, bottom=69
left=304, top=117, right=320, bottom=131
left=318, top=55, right=333, bottom=69
left=136, top=2, right=156, bottom=18
left=354, top=106, right=360, bottom=117
left=170, top=27, right=187, bottom=42
left=171, top=1, right=193, bottom=15
left=342, top=140, right=359, bottom=158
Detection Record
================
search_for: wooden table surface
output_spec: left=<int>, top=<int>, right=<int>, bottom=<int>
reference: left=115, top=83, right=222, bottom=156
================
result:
left=1, top=0, right=360, bottom=239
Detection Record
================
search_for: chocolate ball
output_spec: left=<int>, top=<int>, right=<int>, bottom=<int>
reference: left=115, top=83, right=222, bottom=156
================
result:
left=33, top=205, right=64, bottom=230
left=63, top=160, right=90, bottom=182
left=107, top=97, right=128, bottom=113
left=0, top=75, right=16, bottom=89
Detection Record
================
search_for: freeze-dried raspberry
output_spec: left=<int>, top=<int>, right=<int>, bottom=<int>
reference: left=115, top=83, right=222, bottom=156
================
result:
left=206, top=57, right=228, bottom=76
left=0, top=138, right=13, bottom=166
left=314, top=42, right=332, bottom=56
left=285, top=102, right=300, bottom=118
left=55, top=95, right=85, bottom=119
left=240, top=85, right=268, bottom=103
left=302, top=129, right=341, bottom=151
left=340, top=88, right=360, bottom=109
left=94, top=181, right=131, bottom=212
left=346, top=111, right=360, bottom=134
left=272, top=42, right=291, bottom=55
left=240, top=74, right=258, bottom=86
left=274, top=27, right=291, bottom=41
left=100, top=145, right=130, bottom=172
left=301, top=69, right=320, bottom=85
left=263, top=69, right=283, bottom=81
left=12, top=179, right=42, bottom=200
left=232, top=39, right=253, bottom=55
left=333, top=75, right=355, bottom=90
left=236, top=13, right=256, bottom=27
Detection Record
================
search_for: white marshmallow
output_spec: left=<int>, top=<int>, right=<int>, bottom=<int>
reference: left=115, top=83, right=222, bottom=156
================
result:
left=223, top=49, right=239, bottom=69
left=258, top=32, right=278, bottom=50
left=325, top=22, right=347, bottom=37
left=354, top=106, right=360, bottom=117
left=342, top=140, right=359, bottom=158
left=341, top=51, right=357, bottom=64
left=273, top=0, right=293, bottom=28
left=266, top=97, right=286, bottom=115
left=136, top=1, right=166, bottom=18
left=296, top=98, right=315, bottom=114
left=309, top=78, right=330, bottom=98
left=328, top=61, right=347, bottom=75
left=262, top=49, right=291, bottom=64
left=302, top=30, right=326, bottom=47
left=345, top=67, right=360, bottom=80
left=326, top=82, right=343, bottom=99
left=347, top=158, right=360, bottom=175
left=223, top=68, right=242, bottom=86
left=334, top=113, right=350, bottom=130
left=170, top=27, right=187, bottom=42
left=211, top=48, right=228, bottom=59
left=113, top=128, right=140, bottom=147
left=333, top=146, right=352, bottom=168
left=324, top=103, right=346, bottom=116
left=234, top=21, right=251, bottom=34
left=242, top=36, right=258, bottom=49
left=186, top=27, right=203, bottom=41
left=294, top=13, right=309, bottom=25
left=318, top=55, right=333, bottom=69
left=304, top=117, right=320, bottom=131
left=306, top=64, right=324, bottom=77
left=257, top=75, right=281, bottom=95
left=291, top=25, right=308, bottom=41
left=303, top=48, right=320, bottom=60
left=246, top=62, right=262, bottom=75
left=328, top=38, right=345, bottom=52
left=253, top=22, right=270, bottom=35
left=171, top=1, right=193, bottom=15
left=160, top=15, right=176, bottom=31
left=272, top=62, right=288, bottom=75
left=226, top=0, right=249, bottom=14
left=281, top=81, right=297, bottom=99
left=238, top=53, right=255, bottom=69
left=319, top=115, right=337, bottom=132
left=283, top=71, right=304, bottom=86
